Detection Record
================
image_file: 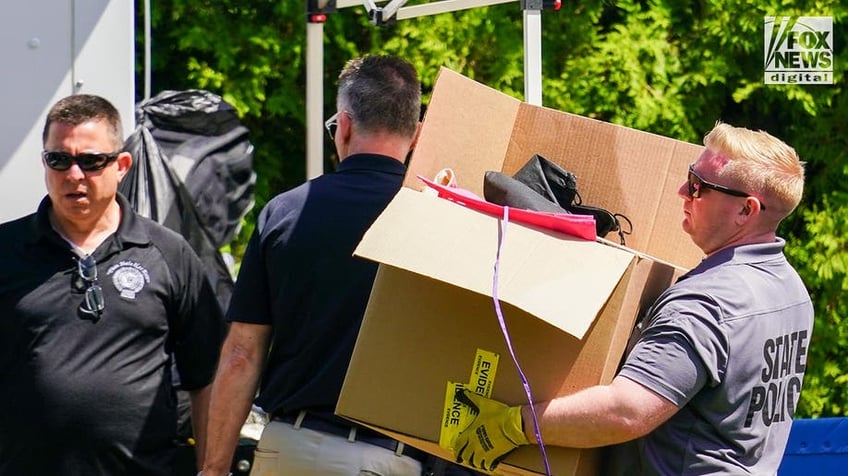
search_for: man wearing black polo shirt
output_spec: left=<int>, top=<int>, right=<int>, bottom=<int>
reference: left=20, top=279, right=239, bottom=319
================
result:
left=201, top=56, right=428, bottom=475
left=0, top=94, right=225, bottom=475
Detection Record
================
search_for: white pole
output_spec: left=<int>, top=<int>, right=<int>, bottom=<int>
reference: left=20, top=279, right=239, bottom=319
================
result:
left=306, top=21, right=325, bottom=179
left=144, top=0, right=152, bottom=99
left=523, top=8, right=542, bottom=105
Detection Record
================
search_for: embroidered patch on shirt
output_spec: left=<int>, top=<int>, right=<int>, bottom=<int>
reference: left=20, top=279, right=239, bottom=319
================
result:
left=107, top=261, right=151, bottom=299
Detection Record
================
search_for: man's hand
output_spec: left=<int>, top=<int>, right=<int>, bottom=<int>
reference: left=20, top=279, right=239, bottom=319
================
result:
left=451, top=389, right=529, bottom=472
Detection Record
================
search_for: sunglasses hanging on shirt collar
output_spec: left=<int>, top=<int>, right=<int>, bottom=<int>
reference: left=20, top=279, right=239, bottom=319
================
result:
left=77, top=255, right=105, bottom=321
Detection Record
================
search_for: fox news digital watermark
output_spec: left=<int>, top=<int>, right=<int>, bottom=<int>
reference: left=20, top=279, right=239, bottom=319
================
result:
left=764, top=16, right=833, bottom=85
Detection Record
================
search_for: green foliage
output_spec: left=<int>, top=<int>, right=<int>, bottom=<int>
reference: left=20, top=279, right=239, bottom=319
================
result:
left=547, top=0, right=695, bottom=139
left=785, top=191, right=848, bottom=416
left=145, top=0, right=848, bottom=417
left=146, top=0, right=308, bottom=223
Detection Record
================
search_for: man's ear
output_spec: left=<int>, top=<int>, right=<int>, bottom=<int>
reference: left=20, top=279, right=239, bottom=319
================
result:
left=116, top=151, right=133, bottom=181
left=743, top=196, right=766, bottom=215
left=738, top=197, right=764, bottom=223
left=339, top=110, right=354, bottom=143
left=409, top=121, right=423, bottom=151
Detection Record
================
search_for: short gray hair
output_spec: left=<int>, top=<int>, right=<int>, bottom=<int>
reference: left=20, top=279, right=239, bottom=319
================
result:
left=336, top=55, right=421, bottom=139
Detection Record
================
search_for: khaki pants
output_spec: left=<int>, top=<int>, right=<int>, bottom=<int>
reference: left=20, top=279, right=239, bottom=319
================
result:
left=250, top=419, right=422, bottom=476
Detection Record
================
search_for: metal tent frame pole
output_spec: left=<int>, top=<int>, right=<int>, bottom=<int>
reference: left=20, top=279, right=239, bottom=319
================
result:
left=305, top=0, right=551, bottom=179
left=306, top=19, right=326, bottom=180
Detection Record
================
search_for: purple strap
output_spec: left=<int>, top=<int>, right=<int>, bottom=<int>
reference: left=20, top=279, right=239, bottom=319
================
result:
left=493, top=206, right=552, bottom=475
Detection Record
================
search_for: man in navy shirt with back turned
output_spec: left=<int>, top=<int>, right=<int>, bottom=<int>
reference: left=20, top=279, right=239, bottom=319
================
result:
left=201, top=55, right=432, bottom=476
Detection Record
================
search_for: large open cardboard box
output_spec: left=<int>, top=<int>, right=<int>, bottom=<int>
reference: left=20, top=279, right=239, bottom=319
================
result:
left=337, top=68, right=706, bottom=475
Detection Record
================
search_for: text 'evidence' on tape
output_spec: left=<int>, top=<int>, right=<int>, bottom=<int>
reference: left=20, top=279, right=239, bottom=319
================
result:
left=439, top=348, right=500, bottom=449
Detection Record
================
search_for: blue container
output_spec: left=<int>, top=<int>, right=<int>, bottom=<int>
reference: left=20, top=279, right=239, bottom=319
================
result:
left=779, top=418, right=848, bottom=475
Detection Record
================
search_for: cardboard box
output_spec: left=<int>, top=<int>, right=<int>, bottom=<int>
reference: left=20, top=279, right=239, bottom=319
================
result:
left=404, top=68, right=705, bottom=268
left=337, top=68, right=705, bottom=475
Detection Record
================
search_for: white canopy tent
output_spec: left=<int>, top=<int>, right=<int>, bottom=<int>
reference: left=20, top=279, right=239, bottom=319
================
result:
left=305, top=0, right=558, bottom=178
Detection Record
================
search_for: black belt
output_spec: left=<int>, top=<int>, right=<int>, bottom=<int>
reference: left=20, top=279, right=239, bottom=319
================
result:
left=273, top=410, right=427, bottom=462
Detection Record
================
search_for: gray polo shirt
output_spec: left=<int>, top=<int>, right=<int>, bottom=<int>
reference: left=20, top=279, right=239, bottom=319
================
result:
left=611, top=238, right=813, bottom=475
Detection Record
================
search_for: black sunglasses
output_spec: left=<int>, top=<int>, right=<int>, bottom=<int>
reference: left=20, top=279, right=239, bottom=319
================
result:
left=42, top=151, right=119, bottom=172
left=324, top=111, right=340, bottom=139
left=687, top=164, right=766, bottom=210
left=77, top=255, right=105, bottom=320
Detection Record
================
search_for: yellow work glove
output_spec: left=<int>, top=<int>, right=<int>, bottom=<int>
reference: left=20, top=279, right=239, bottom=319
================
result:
left=452, top=389, right=529, bottom=473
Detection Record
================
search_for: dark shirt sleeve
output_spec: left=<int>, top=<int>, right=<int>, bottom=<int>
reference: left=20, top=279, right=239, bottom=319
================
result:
left=225, top=225, right=272, bottom=325
left=167, top=238, right=227, bottom=390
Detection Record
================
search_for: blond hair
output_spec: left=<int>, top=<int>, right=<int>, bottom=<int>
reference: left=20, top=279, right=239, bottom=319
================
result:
left=704, top=122, right=805, bottom=215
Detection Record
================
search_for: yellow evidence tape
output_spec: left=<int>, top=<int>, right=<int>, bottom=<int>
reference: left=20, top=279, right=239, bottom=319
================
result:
left=439, top=348, right=500, bottom=450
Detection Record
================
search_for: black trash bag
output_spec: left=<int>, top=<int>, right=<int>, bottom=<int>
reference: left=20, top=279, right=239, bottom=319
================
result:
left=120, top=126, right=235, bottom=310
left=135, top=90, right=256, bottom=249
